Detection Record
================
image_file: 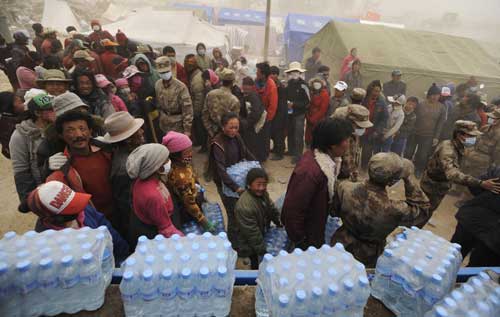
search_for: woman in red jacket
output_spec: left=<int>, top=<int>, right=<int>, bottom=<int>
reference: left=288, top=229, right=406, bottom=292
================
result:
left=305, top=78, right=330, bottom=145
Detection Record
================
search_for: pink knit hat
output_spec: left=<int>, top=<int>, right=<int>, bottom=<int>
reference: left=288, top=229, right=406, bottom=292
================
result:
left=95, top=74, right=112, bottom=88
left=115, top=78, right=129, bottom=88
left=162, top=131, right=192, bottom=153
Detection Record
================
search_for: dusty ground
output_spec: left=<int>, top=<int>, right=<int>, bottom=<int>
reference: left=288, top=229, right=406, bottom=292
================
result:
left=0, top=71, right=459, bottom=245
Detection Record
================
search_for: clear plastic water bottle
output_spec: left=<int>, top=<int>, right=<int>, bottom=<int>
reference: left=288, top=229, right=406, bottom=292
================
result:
left=158, top=268, right=176, bottom=316
left=178, top=268, right=195, bottom=316
left=214, top=266, right=231, bottom=317
left=38, top=258, right=58, bottom=315
left=322, top=283, right=339, bottom=316
left=276, top=294, right=290, bottom=317
left=15, top=260, right=38, bottom=316
left=308, top=286, right=323, bottom=316
left=60, top=255, right=80, bottom=314
left=291, top=289, right=308, bottom=317
left=80, top=252, right=102, bottom=310
left=120, top=270, right=139, bottom=317
left=197, top=267, right=212, bottom=317
left=255, top=283, right=269, bottom=317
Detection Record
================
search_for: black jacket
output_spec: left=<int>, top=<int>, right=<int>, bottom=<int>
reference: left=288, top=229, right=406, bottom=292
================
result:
left=286, top=78, right=310, bottom=116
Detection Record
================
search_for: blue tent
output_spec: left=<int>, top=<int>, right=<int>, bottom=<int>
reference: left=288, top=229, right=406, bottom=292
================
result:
left=173, top=3, right=214, bottom=22
left=216, top=8, right=266, bottom=26
left=284, top=13, right=359, bottom=62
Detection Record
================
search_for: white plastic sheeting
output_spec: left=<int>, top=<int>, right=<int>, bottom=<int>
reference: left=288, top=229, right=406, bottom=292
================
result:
left=41, top=0, right=82, bottom=33
left=102, top=8, right=229, bottom=58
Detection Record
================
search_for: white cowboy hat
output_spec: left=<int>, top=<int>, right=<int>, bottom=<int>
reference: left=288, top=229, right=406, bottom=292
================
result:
left=284, top=61, right=306, bottom=73
left=102, top=111, right=144, bottom=143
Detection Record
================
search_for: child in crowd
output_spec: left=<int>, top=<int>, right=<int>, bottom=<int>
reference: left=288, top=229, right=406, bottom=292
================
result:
left=383, top=94, right=406, bottom=152
left=394, top=96, right=418, bottom=157
left=95, top=74, right=128, bottom=112
left=234, top=168, right=281, bottom=269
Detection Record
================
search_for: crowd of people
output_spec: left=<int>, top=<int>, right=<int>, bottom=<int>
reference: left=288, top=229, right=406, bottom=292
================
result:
left=0, top=21, right=499, bottom=268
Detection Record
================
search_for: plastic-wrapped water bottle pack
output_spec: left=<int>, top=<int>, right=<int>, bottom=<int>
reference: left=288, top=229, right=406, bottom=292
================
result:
left=0, top=227, right=114, bottom=317
left=255, top=243, right=370, bottom=317
left=263, top=227, right=290, bottom=256
left=181, top=202, right=226, bottom=235
left=371, top=226, right=462, bottom=317
left=424, top=271, right=500, bottom=317
left=324, top=216, right=342, bottom=244
left=222, top=160, right=261, bottom=198
left=119, top=232, right=237, bottom=317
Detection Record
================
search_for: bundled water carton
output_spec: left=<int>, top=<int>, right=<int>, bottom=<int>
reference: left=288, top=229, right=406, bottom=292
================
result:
left=371, top=226, right=462, bottom=317
left=120, top=232, right=237, bottom=317
left=181, top=202, right=226, bottom=235
left=424, top=271, right=500, bottom=317
left=0, top=227, right=114, bottom=316
left=264, top=227, right=290, bottom=256
left=222, top=160, right=261, bottom=198
left=255, top=243, right=370, bottom=317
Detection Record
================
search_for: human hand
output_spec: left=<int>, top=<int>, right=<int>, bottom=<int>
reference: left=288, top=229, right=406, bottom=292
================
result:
left=49, top=152, right=68, bottom=170
left=400, top=159, right=415, bottom=179
left=236, top=188, right=245, bottom=194
left=203, top=221, right=217, bottom=234
left=480, top=178, right=500, bottom=194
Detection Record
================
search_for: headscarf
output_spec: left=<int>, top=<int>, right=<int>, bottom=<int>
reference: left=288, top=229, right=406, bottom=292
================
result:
left=126, top=144, right=169, bottom=180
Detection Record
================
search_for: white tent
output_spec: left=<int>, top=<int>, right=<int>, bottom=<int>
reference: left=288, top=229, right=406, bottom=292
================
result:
left=41, top=0, right=81, bottom=33
left=102, top=8, right=229, bottom=58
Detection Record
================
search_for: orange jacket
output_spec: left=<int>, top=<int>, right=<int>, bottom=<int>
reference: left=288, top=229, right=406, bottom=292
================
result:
left=257, top=77, right=278, bottom=121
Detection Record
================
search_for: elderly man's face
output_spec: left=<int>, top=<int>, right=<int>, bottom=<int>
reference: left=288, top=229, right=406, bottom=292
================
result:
left=61, top=120, right=91, bottom=151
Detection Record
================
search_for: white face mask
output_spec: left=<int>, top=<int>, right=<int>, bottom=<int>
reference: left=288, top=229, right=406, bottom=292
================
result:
left=289, top=72, right=300, bottom=80
left=313, top=82, right=322, bottom=90
left=354, top=128, right=366, bottom=136
left=464, top=137, right=477, bottom=147
left=487, top=117, right=496, bottom=125
left=198, top=49, right=206, bottom=56
left=92, top=25, right=100, bottom=31
left=160, top=72, right=172, bottom=81
left=121, top=87, right=131, bottom=94
left=235, top=61, right=242, bottom=69
left=159, top=161, right=171, bottom=175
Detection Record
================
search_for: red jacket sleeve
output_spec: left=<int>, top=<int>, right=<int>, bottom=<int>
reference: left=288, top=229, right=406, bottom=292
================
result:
left=145, top=190, right=183, bottom=238
left=308, top=90, right=330, bottom=125
left=266, top=79, right=278, bottom=121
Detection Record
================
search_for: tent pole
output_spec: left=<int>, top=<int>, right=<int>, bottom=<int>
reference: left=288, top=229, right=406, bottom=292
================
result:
left=263, top=0, right=271, bottom=61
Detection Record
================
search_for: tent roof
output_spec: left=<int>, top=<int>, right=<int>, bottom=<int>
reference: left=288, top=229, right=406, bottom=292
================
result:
left=172, top=3, right=214, bottom=21
left=217, top=8, right=266, bottom=26
left=311, top=21, right=500, bottom=79
left=41, top=0, right=81, bottom=33
left=284, top=14, right=358, bottom=35
left=102, top=8, right=226, bottom=49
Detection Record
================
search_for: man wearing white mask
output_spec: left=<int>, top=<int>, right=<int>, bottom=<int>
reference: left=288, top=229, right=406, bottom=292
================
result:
left=284, top=62, right=309, bottom=164
left=332, top=104, right=373, bottom=181
left=195, top=42, right=211, bottom=71
left=420, top=120, right=500, bottom=212
left=154, top=56, right=193, bottom=136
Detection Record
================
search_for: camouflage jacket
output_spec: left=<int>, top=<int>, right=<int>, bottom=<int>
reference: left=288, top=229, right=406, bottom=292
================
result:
left=423, top=139, right=481, bottom=187
left=166, top=163, right=206, bottom=225
left=202, top=86, right=240, bottom=137
left=332, top=177, right=430, bottom=267
left=471, top=124, right=500, bottom=166
left=189, top=69, right=206, bottom=116
left=155, top=78, right=193, bottom=133
left=338, top=134, right=361, bottom=181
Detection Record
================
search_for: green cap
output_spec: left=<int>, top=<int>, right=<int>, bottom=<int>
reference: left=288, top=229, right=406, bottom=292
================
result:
left=28, top=93, right=54, bottom=113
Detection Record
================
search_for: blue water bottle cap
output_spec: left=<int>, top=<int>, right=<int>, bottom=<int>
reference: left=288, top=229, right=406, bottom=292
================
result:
left=123, top=270, right=134, bottom=281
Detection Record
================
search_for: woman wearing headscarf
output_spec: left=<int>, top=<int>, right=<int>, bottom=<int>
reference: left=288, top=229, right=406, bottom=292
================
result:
left=127, top=143, right=184, bottom=248
left=163, top=131, right=216, bottom=233
left=0, top=91, right=27, bottom=158
left=211, top=48, right=229, bottom=70
left=195, top=43, right=211, bottom=71
left=72, top=69, right=115, bottom=118
left=209, top=112, right=255, bottom=250
left=305, top=77, right=330, bottom=145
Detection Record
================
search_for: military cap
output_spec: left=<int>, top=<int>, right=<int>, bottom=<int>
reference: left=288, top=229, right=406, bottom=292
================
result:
left=347, top=104, right=373, bottom=128
left=454, top=120, right=482, bottom=136
left=351, top=88, right=366, bottom=100
left=220, top=68, right=236, bottom=81
left=368, top=152, right=403, bottom=184
left=73, top=50, right=94, bottom=61
left=486, top=108, right=500, bottom=119
left=155, top=56, right=172, bottom=73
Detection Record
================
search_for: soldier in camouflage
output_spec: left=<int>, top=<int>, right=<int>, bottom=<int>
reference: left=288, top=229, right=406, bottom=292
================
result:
left=202, top=69, right=240, bottom=138
left=332, top=103, right=373, bottom=181
left=463, top=108, right=500, bottom=177
left=420, top=120, right=500, bottom=212
left=155, top=56, right=193, bottom=136
left=331, top=152, right=431, bottom=267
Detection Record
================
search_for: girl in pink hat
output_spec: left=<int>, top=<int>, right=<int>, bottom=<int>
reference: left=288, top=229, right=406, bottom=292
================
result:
left=95, top=74, right=128, bottom=112
left=162, top=131, right=217, bottom=233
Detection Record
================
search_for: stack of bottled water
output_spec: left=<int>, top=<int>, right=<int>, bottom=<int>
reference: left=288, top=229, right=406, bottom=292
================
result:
left=263, top=227, right=290, bottom=256
left=120, top=232, right=237, bottom=317
left=371, top=226, right=462, bottom=317
left=324, top=216, right=342, bottom=244
left=424, top=271, right=499, bottom=317
left=222, top=160, right=261, bottom=198
left=0, top=227, right=114, bottom=316
left=255, top=243, right=370, bottom=317
left=181, top=202, right=226, bottom=235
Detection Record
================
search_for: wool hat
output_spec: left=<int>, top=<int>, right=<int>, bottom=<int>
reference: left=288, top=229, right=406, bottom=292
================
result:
left=103, top=111, right=144, bottom=143
left=284, top=61, right=306, bottom=73
left=441, top=87, right=452, bottom=97
left=94, top=74, right=112, bottom=88
left=126, top=144, right=170, bottom=180
left=115, top=78, right=129, bottom=88
left=392, top=69, right=402, bottom=76
left=454, top=120, right=482, bottom=136
left=427, top=83, right=441, bottom=97
left=53, top=92, right=89, bottom=117
left=162, top=131, right=193, bottom=153
left=31, top=181, right=91, bottom=217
